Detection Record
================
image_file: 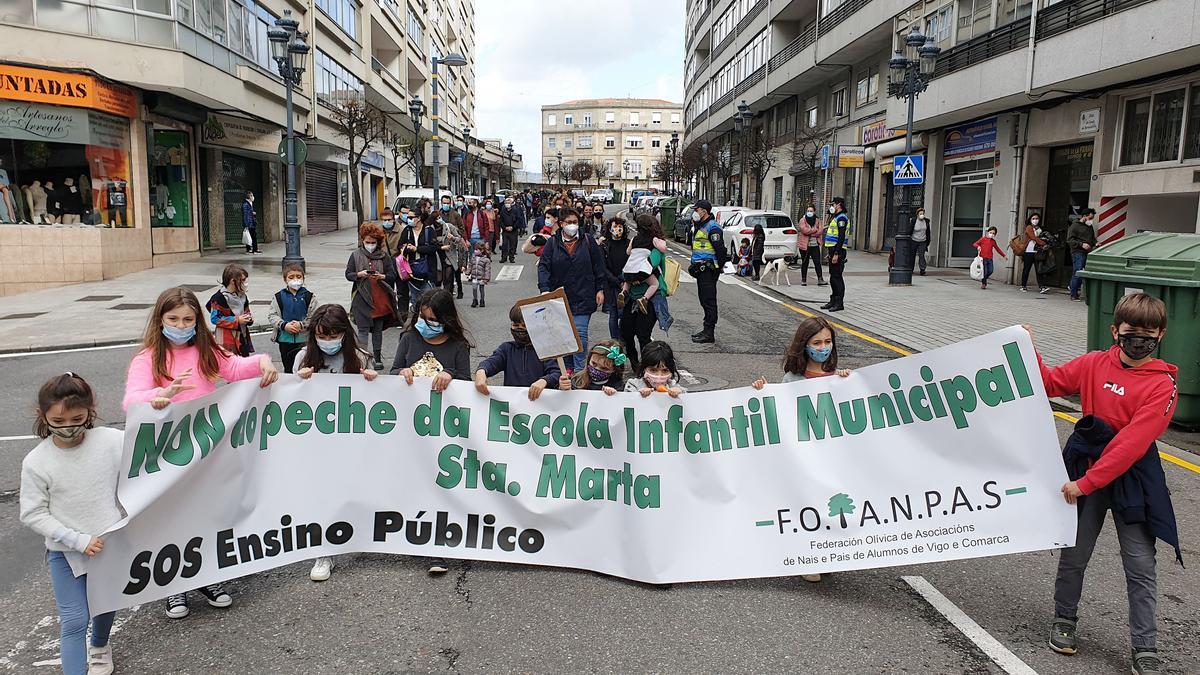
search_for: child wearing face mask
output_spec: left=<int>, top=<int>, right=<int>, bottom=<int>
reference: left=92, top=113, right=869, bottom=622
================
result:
left=207, top=263, right=255, bottom=357
left=293, top=304, right=377, bottom=582
left=625, top=340, right=684, bottom=398
left=475, top=304, right=568, bottom=401
left=568, top=340, right=626, bottom=396
left=467, top=241, right=492, bottom=308
left=124, top=287, right=277, bottom=619
left=1019, top=214, right=1049, bottom=293
left=1027, top=293, right=1179, bottom=675
left=797, top=206, right=825, bottom=286
left=972, top=226, right=1007, bottom=290
left=737, top=238, right=753, bottom=277
left=268, top=264, right=316, bottom=373
left=21, top=373, right=123, bottom=675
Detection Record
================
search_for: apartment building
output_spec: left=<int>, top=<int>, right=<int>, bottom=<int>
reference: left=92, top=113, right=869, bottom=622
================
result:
left=0, top=0, right=519, bottom=295
left=683, top=0, right=1200, bottom=286
left=541, top=98, right=683, bottom=194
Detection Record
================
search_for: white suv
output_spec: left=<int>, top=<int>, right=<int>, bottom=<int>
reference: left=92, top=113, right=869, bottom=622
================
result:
left=722, top=210, right=799, bottom=261
left=588, top=189, right=613, bottom=203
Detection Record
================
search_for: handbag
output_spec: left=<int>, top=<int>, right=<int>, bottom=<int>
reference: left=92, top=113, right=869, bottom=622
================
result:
left=969, top=256, right=985, bottom=281
left=395, top=254, right=412, bottom=281
left=663, top=257, right=681, bottom=297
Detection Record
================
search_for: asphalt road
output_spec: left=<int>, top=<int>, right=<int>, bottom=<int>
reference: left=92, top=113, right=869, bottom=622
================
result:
left=0, top=204, right=1196, bottom=673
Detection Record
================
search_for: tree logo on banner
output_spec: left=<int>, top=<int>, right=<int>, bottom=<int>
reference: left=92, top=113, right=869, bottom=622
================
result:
left=828, top=493, right=856, bottom=529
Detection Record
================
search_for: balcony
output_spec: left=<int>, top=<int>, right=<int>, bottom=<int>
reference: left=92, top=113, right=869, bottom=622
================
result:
left=930, top=18, right=1030, bottom=80
left=767, top=24, right=817, bottom=72
left=735, top=65, right=766, bottom=96
left=734, top=0, right=767, bottom=36
left=821, top=0, right=874, bottom=31
left=1036, top=0, right=1156, bottom=40
left=687, top=53, right=711, bottom=90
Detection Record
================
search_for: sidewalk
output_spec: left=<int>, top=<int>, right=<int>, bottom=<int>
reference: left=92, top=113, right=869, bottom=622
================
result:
left=757, top=250, right=1088, bottom=366
left=0, top=229, right=362, bottom=352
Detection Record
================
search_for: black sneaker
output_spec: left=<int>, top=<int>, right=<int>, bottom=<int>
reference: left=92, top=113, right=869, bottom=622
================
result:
left=199, top=584, right=233, bottom=608
left=1131, top=649, right=1163, bottom=674
left=165, top=593, right=189, bottom=619
left=1048, top=617, right=1077, bottom=655
left=691, top=332, right=714, bottom=344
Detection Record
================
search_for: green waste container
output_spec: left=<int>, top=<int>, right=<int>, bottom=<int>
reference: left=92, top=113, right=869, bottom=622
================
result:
left=1076, top=232, right=1200, bottom=426
left=656, top=197, right=680, bottom=229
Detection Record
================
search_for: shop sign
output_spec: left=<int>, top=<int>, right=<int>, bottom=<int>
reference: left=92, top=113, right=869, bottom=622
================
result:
left=361, top=149, right=385, bottom=170
left=201, top=113, right=280, bottom=155
left=0, top=101, right=90, bottom=143
left=88, top=111, right=129, bottom=149
left=1078, top=108, right=1101, bottom=134
left=944, top=117, right=997, bottom=161
left=861, top=120, right=903, bottom=145
left=837, top=145, right=865, bottom=168
left=0, top=64, right=136, bottom=118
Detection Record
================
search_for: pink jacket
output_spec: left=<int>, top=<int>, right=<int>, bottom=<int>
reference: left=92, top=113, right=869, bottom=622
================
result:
left=797, top=215, right=822, bottom=249
left=123, top=345, right=267, bottom=411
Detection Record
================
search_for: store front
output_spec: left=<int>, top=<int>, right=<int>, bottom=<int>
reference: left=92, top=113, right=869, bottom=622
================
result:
left=199, top=113, right=280, bottom=248
left=940, top=118, right=998, bottom=267
left=1039, top=142, right=1094, bottom=287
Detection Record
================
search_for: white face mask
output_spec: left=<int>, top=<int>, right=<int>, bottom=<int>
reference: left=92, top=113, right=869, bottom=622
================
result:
left=563, top=224, right=579, bottom=237
left=1031, top=219, right=1040, bottom=227
left=805, top=211, right=815, bottom=217
left=287, top=278, right=304, bottom=290
left=364, top=243, right=377, bottom=253
left=828, top=206, right=837, bottom=215
left=691, top=211, right=701, bottom=222
left=1034, top=228, right=1043, bottom=236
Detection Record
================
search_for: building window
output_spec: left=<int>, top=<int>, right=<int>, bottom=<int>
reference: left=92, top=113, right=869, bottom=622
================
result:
left=547, top=113, right=557, bottom=126
left=564, top=113, right=573, bottom=125
left=407, top=7, right=423, bottom=47
left=831, top=88, right=847, bottom=118
left=548, top=137, right=557, bottom=149
left=652, top=112, right=662, bottom=124
left=671, top=112, right=680, bottom=124
left=605, top=159, right=615, bottom=175
left=651, top=137, right=661, bottom=148
left=805, top=97, right=818, bottom=128
left=629, top=112, right=641, bottom=126
left=583, top=113, right=592, bottom=126
left=956, top=0, right=992, bottom=43
left=628, top=159, right=642, bottom=175
left=1148, top=89, right=1186, bottom=163
left=315, top=49, right=363, bottom=103
left=605, top=136, right=616, bottom=148
left=564, top=138, right=573, bottom=149
left=605, top=111, right=615, bottom=124
left=578, top=136, right=593, bottom=149
left=1119, top=96, right=1150, bottom=166
left=316, top=0, right=357, bottom=40
left=1120, top=88, right=1192, bottom=166
left=998, top=0, right=1032, bottom=27
left=924, top=4, right=952, bottom=45
left=627, top=136, right=643, bottom=149
left=856, top=68, right=879, bottom=106
left=1183, top=88, right=1200, bottom=159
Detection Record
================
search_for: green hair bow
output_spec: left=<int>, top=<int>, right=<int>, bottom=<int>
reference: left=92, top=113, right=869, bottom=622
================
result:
left=593, top=344, right=627, bottom=367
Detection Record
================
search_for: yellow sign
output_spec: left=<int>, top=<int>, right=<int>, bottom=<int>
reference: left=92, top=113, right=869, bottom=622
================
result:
left=838, top=146, right=865, bottom=168
left=0, top=64, right=136, bottom=119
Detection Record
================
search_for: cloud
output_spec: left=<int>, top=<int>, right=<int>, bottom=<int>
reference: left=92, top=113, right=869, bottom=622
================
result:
left=474, top=0, right=685, bottom=171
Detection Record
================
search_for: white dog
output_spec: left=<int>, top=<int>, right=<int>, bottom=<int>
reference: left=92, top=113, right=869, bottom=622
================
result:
left=759, top=257, right=791, bottom=286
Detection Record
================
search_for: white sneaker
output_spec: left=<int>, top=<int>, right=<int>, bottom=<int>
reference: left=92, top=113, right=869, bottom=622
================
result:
left=310, top=557, right=334, bottom=582
left=428, top=560, right=449, bottom=574
left=801, top=574, right=822, bottom=583
left=87, top=644, right=113, bottom=675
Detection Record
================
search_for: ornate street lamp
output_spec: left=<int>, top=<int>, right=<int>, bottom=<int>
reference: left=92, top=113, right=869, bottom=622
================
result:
left=268, top=9, right=309, bottom=269
left=733, top=100, right=752, bottom=206
left=885, top=27, right=941, bottom=286
left=556, top=151, right=563, bottom=187
left=505, top=142, right=514, bottom=190
left=669, top=131, right=680, bottom=194
left=701, top=142, right=709, bottom=200
left=430, top=52, right=467, bottom=206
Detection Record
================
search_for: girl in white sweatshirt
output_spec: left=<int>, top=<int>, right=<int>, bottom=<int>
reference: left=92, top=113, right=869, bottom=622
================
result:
left=19, top=373, right=123, bottom=675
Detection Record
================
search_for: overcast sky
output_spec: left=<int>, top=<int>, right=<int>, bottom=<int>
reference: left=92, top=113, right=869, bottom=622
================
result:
left=474, top=0, right=685, bottom=172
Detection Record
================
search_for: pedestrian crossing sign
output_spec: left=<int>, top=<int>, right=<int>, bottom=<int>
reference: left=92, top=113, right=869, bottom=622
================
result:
left=893, top=154, right=924, bottom=185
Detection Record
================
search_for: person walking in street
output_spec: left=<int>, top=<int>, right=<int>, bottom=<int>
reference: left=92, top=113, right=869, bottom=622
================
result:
left=537, top=208, right=607, bottom=373
left=267, top=264, right=316, bottom=374
left=972, top=225, right=1007, bottom=289
left=821, top=197, right=849, bottom=312
left=383, top=207, right=410, bottom=323
left=241, top=191, right=260, bottom=254
left=1020, top=213, right=1049, bottom=293
left=751, top=223, right=766, bottom=281
left=467, top=241, right=492, bottom=308
left=399, top=212, right=440, bottom=308
left=481, top=197, right=500, bottom=252
left=688, top=199, right=727, bottom=344
left=434, top=209, right=467, bottom=298
left=1067, top=208, right=1097, bottom=302
left=499, top=195, right=524, bottom=262
left=912, top=207, right=931, bottom=276
left=206, top=263, right=255, bottom=357
left=797, top=205, right=825, bottom=286
left=346, top=222, right=400, bottom=369
left=599, top=216, right=631, bottom=340
left=20, top=373, right=123, bottom=675
left=523, top=206, right=559, bottom=257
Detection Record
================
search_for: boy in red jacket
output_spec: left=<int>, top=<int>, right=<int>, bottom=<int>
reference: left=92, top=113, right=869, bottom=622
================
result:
left=1026, top=293, right=1178, bottom=675
left=972, top=226, right=1007, bottom=289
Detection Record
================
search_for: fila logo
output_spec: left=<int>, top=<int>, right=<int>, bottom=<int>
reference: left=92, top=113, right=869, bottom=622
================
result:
left=1103, top=382, right=1126, bottom=396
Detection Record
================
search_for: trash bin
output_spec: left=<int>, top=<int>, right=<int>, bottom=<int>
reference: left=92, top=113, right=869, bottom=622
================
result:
left=1076, top=232, right=1200, bottom=426
left=657, top=197, right=680, bottom=230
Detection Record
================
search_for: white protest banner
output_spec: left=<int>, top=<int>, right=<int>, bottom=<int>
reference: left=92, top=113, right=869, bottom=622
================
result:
left=88, top=327, right=1074, bottom=615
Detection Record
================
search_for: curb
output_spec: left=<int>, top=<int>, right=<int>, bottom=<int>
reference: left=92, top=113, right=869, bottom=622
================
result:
left=0, top=326, right=277, bottom=356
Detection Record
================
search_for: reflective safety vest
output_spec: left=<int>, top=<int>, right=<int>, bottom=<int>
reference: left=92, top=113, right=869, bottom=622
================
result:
left=691, top=221, right=718, bottom=261
left=824, top=214, right=848, bottom=247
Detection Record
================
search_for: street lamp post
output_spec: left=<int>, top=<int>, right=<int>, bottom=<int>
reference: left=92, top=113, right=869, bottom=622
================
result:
left=408, top=97, right=425, bottom=187
left=430, top=53, right=467, bottom=207
left=267, top=10, right=309, bottom=270
left=733, top=100, right=752, bottom=206
left=556, top=151, right=563, bottom=187
left=669, top=131, right=679, bottom=195
left=460, top=125, right=471, bottom=194
left=505, top=142, right=514, bottom=190
left=701, top=142, right=708, bottom=200
left=886, top=27, right=940, bottom=286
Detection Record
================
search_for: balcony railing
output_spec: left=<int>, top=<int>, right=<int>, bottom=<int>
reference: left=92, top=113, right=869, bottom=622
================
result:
left=821, top=0, right=873, bottom=32
left=735, top=65, right=766, bottom=95
left=930, top=17, right=1030, bottom=79
left=712, top=30, right=737, bottom=61
left=1036, top=0, right=1155, bottom=40
left=767, top=24, right=817, bottom=72
left=712, top=89, right=736, bottom=113
left=735, top=0, right=768, bottom=36
left=688, top=1, right=712, bottom=50
left=687, top=53, right=711, bottom=90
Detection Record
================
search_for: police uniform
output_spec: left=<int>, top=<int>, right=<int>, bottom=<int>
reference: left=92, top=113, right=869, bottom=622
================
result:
left=689, top=201, right=727, bottom=342
left=822, top=209, right=849, bottom=311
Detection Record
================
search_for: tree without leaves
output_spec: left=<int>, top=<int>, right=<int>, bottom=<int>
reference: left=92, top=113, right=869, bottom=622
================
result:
left=569, top=159, right=593, bottom=187
left=386, top=124, right=429, bottom=191
left=327, top=94, right=388, bottom=223
left=543, top=159, right=563, bottom=186
left=790, top=123, right=833, bottom=209
left=593, top=161, right=609, bottom=188
left=745, top=129, right=779, bottom=209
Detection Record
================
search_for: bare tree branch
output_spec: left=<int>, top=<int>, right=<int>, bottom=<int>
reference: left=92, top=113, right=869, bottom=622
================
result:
left=327, top=94, right=388, bottom=223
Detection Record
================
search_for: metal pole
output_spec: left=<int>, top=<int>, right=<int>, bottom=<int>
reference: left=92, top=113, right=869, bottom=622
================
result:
left=889, top=75, right=917, bottom=286
left=282, top=75, right=303, bottom=269
left=431, top=57, right=440, bottom=207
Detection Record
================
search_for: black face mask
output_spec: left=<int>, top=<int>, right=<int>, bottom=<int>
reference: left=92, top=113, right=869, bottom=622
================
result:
left=511, top=327, right=531, bottom=345
left=1117, top=333, right=1158, bottom=361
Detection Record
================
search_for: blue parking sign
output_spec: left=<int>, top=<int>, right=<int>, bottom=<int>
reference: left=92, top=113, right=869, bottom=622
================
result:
left=820, top=145, right=830, bottom=170
left=893, top=155, right=924, bottom=185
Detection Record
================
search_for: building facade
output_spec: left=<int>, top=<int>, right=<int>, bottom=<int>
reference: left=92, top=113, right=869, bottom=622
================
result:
left=541, top=98, right=684, bottom=195
left=682, top=0, right=1200, bottom=286
left=0, top=0, right=519, bottom=295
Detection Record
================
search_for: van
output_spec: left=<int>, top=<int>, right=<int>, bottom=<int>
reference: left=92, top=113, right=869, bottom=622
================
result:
left=392, top=188, right=437, bottom=213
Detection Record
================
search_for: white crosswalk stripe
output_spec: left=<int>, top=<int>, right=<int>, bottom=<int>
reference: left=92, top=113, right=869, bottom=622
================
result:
left=494, top=265, right=523, bottom=282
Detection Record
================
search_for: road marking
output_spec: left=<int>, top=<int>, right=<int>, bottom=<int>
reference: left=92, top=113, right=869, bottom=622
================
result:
left=902, top=575, right=1039, bottom=675
left=1053, top=411, right=1200, bottom=477
left=494, top=265, right=523, bottom=282
left=0, top=435, right=37, bottom=442
left=5, top=605, right=141, bottom=670
left=0, top=342, right=140, bottom=359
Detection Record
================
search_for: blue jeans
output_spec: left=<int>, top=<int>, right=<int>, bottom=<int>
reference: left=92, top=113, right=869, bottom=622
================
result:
left=408, top=278, right=435, bottom=308
left=572, top=313, right=591, bottom=371
left=604, top=282, right=621, bottom=340
left=982, top=258, right=994, bottom=282
left=647, top=290, right=673, bottom=332
left=1069, top=251, right=1087, bottom=298
left=48, top=551, right=115, bottom=675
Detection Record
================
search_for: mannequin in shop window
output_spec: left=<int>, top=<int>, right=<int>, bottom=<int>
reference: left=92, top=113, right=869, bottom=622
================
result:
left=59, top=177, right=84, bottom=225
left=0, top=158, right=15, bottom=223
left=99, top=176, right=128, bottom=227
left=44, top=180, right=61, bottom=224
left=27, top=180, right=48, bottom=224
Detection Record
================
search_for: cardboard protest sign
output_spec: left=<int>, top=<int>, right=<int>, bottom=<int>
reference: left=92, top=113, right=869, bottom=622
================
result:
left=516, top=289, right=582, bottom=364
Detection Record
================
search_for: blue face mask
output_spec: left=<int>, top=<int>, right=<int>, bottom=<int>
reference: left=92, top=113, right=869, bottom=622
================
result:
left=416, top=318, right=444, bottom=340
left=162, top=324, right=196, bottom=346
left=401, top=214, right=411, bottom=223
left=316, top=338, right=343, bottom=355
left=382, top=220, right=395, bottom=230
left=440, top=204, right=451, bottom=212
left=806, top=345, right=833, bottom=363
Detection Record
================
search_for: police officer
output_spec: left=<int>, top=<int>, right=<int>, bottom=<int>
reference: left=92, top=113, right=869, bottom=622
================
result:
left=822, top=196, right=849, bottom=312
left=689, top=199, right=728, bottom=343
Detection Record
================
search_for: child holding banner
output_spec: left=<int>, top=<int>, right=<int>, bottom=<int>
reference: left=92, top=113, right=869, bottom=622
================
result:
left=1029, top=293, right=1179, bottom=675
left=123, top=287, right=279, bottom=618
left=567, top=340, right=627, bottom=395
left=625, top=341, right=684, bottom=398
left=20, top=374, right=122, bottom=675
left=475, top=304, right=569, bottom=401
left=753, top=317, right=851, bottom=583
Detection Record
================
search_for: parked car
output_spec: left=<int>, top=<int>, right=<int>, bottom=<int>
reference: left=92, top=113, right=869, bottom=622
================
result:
left=569, top=188, right=587, bottom=200
left=722, top=210, right=798, bottom=261
left=632, top=195, right=657, bottom=215
left=673, top=203, right=695, bottom=242
left=711, top=205, right=745, bottom=226
left=628, top=189, right=655, bottom=208
left=392, top=188, right=436, bottom=212
left=588, top=188, right=614, bottom=203
left=649, top=195, right=674, bottom=217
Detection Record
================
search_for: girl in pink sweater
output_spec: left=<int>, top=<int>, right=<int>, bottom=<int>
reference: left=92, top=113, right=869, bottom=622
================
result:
left=122, top=286, right=277, bottom=620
